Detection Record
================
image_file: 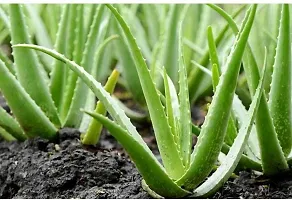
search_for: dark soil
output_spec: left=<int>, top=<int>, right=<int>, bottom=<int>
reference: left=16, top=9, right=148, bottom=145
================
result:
left=0, top=128, right=150, bottom=199
left=213, top=171, right=292, bottom=199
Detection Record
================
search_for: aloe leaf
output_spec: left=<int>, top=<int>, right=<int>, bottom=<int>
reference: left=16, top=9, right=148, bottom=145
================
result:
left=188, top=5, right=247, bottom=103
left=0, top=6, right=9, bottom=28
left=0, top=127, right=15, bottom=141
left=106, top=4, right=185, bottom=179
left=208, top=26, right=238, bottom=146
left=149, top=29, right=165, bottom=83
left=83, top=112, right=189, bottom=198
left=112, top=97, right=148, bottom=123
left=58, top=5, right=80, bottom=120
left=0, top=49, right=15, bottom=75
left=232, top=94, right=261, bottom=161
left=84, top=5, right=96, bottom=39
left=178, top=6, right=192, bottom=167
left=193, top=52, right=267, bottom=198
left=211, top=64, right=220, bottom=92
left=209, top=3, right=289, bottom=175
left=82, top=69, right=120, bottom=145
left=207, top=26, right=220, bottom=72
left=25, top=5, right=53, bottom=70
left=0, top=106, right=27, bottom=141
left=192, top=56, right=260, bottom=161
left=41, top=5, right=61, bottom=42
left=183, top=5, right=202, bottom=71
left=160, top=5, right=182, bottom=85
left=191, top=118, right=262, bottom=172
left=265, top=5, right=281, bottom=94
left=195, top=5, right=212, bottom=49
left=191, top=60, right=212, bottom=76
left=64, top=5, right=110, bottom=127
left=0, top=59, right=57, bottom=139
left=112, top=17, right=145, bottom=105
left=163, top=68, right=179, bottom=144
left=177, top=5, right=257, bottom=190
left=268, top=4, right=292, bottom=157
left=141, top=5, right=160, bottom=48
left=183, top=38, right=204, bottom=56
left=60, top=4, right=86, bottom=122
left=49, top=5, right=70, bottom=114
left=65, top=5, right=78, bottom=60
left=118, top=5, right=152, bottom=63
left=9, top=4, right=61, bottom=127
left=207, top=26, right=220, bottom=91
left=13, top=44, right=189, bottom=198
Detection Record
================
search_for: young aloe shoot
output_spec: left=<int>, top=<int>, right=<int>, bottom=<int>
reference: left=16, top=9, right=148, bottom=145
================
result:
left=81, top=69, right=120, bottom=145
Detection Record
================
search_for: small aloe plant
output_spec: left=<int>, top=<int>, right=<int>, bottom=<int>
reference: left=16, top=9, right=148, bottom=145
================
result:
left=195, top=4, right=292, bottom=177
left=14, top=4, right=265, bottom=198
left=0, top=4, right=119, bottom=143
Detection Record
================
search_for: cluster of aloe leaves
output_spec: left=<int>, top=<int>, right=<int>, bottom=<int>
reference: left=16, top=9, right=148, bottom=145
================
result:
left=1, top=3, right=292, bottom=198
left=13, top=4, right=267, bottom=198
left=193, top=4, right=292, bottom=177
left=0, top=4, right=120, bottom=144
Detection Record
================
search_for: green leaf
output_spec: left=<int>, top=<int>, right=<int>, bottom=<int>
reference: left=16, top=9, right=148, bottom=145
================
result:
left=60, top=4, right=87, bottom=122
left=207, top=27, right=238, bottom=146
left=0, top=106, right=27, bottom=141
left=106, top=4, right=185, bottom=179
left=160, top=5, right=182, bottom=85
left=112, top=15, right=145, bottom=105
left=193, top=50, right=267, bottom=197
left=268, top=4, right=292, bottom=157
left=141, top=5, right=160, bottom=48
left=188, top=4, right=247, bottom=103
left=177, top=5, right=257, bottom=190
left=192, top=54, right=260, bottom=161
left=191, top=117, right=262, bottom=172
left=49, top=5, right=70, bottom=114
left=25, top=5, right=53, bottom=70
left=0, top=6, right=9, bottom=28
left=0, top=127, right=15, bottom=141
left=183, top=38, right=204, bottom=56
left=0, top=48, right=15, bottom=75
left=209, top=3, right=289, bottom=175
left=207, top=26, right=220, bottom=71
left=64, top=5, right=110, bottom=127
left=178, top=5, right=192, bottom=167
left=9, top=4, right=61, bottom=127
left=0, top=59, right=57, bottom=139
left=163, top=68, right=179, bottom=144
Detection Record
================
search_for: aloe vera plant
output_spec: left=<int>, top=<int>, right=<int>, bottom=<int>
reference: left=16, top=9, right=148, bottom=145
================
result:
left=195, top=4, right=292, bottom=177
left=13, top=4, right=264, bottom=197
left=0, top=4, right=119, bottom=143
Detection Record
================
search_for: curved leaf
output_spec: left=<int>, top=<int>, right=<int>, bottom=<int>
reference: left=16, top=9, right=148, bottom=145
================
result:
left=268, top=4, right=292, bottom=156
left=193, top=47, right=267, bottom=198
left=0, top=59, right=57, bottom=139
left=9, top=4, right=61, bottom=127
left=106, top=4, right=185, bottom=179
left=83, top=112, right=189, bottom=198
left=177, top=5, right=257, bottom=190
left=208, top=3, right=289, bottom=175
